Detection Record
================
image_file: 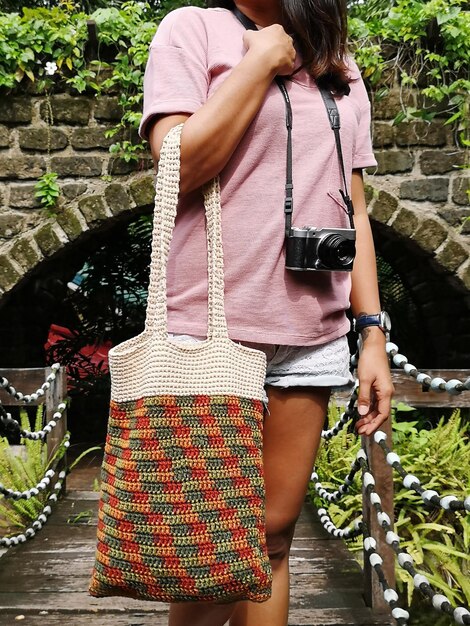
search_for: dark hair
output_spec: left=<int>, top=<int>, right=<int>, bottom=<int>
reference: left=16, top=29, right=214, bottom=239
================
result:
left=206, top=0, right=351, bottom=95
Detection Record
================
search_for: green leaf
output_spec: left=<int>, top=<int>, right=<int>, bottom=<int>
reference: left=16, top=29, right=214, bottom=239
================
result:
left=436, top=6, right=461, bottom=26
left=392, top=111, right=407, bottom=126
left=444, top=111, right=462, bottom=125
left=394, top=401, right=416, bottom=412
left=422, top=542, right=470, bottom=560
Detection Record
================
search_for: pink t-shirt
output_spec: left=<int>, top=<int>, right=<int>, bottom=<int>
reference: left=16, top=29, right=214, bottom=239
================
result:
left=140, top=6, right=377, bottom=346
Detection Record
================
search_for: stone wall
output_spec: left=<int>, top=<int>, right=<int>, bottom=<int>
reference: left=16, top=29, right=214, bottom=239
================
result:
left=370, top=91, right=469, bottom=243
left=0, top=89, right=469, bottom=366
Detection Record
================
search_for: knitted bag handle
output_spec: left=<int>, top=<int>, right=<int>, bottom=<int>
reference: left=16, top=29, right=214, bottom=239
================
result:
left=144, top=123, right=229, bottom=340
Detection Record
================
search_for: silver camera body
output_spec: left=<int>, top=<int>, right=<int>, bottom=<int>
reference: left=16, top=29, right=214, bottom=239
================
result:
left=285, top=226, right=356, bottom=272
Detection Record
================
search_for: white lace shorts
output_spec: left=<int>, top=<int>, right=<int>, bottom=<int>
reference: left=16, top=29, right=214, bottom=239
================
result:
left=168, top=333, right=354, bottom=390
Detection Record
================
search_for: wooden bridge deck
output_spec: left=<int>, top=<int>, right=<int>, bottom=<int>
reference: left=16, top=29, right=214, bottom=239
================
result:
left=0, top=457, right=394, bottom=626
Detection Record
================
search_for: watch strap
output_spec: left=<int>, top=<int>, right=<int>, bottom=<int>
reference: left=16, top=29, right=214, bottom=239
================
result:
left=353, top=312, right=391, bottom=337
left=354, top=314, right=382, bottom=331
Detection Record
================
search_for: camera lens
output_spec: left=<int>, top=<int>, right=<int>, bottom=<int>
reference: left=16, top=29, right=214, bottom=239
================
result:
left=317, top=234, right=356, bottom=269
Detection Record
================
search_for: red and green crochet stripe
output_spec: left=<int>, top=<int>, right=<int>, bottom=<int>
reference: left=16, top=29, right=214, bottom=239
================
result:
left=89, top=395, right=272, bottom=603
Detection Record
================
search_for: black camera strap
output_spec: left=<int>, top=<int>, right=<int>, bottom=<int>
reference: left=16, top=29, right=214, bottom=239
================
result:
left=232, top=7, right=355, bottom=234
left=319, top=89, right=355, bottom=227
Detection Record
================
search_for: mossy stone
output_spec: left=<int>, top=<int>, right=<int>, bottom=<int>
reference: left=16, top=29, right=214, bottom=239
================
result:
left=130, top=176, right=155, bottom=207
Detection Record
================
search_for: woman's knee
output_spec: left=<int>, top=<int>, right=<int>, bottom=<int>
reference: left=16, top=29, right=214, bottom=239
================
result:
left=265, top=516, right=298, bottom=563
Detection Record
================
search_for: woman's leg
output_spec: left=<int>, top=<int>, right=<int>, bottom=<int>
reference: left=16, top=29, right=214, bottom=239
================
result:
left=168, top=602, right=235, bottom=626
left=229, top=385, right=330, bottom=626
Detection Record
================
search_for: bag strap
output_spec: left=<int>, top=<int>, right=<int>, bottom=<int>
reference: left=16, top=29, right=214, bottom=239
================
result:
left=145, top=124, right=229, bottom=340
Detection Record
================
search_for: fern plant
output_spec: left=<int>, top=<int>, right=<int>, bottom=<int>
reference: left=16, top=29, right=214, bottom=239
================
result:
left=0, top=408, right=101, bottom=536
left=310, top=406, right=470, bottom=608
left=0, top=408, right=49, bottom=532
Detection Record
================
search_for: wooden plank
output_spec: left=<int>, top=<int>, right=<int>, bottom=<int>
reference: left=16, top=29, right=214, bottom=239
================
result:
left=287, top=608, right=394, bottom=625
left=0, top=494, right=393, bottom=625
left=389, top=369, right=470, bottom=407
left=35, top=497, right=99, bottom=526
left=291, top=574, right=367, bottom=608
left=0, top=608, right=393, bottom=626
left=362, top=420, right=395, bottom=612
left=0, top=369, right=50, bottom=407
left=45, top=366, right=67, bottom=494
left=0, top=592, right=168, bottom=613
left=0, top=612, right=169, bottom=626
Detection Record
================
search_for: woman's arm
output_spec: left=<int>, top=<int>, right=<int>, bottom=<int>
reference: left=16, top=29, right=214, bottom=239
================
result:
left=148, top=26, right=296, bottom=195
left=350, top=169, right=394, bottom=436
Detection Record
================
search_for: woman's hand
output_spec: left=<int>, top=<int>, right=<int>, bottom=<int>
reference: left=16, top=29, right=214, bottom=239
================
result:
left=243, top=25, right=296, bottom=76
left=355, top=329, right=394, bottom=437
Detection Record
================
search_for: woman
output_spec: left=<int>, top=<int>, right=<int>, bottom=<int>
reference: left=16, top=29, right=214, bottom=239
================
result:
left=139, top=1, right=394, bottom=624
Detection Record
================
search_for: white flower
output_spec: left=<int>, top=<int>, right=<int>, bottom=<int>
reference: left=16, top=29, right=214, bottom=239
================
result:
left=45, top=61, right=58, bottom=76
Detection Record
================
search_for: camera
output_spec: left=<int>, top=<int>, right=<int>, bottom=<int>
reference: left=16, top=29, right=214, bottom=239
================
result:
left=285, top=226, right=356, bottom=272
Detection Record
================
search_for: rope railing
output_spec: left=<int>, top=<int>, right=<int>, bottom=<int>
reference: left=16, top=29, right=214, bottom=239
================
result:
left=311, top=456, right=361, bottom=502
left=0, top=468, right=56, bottom=500
left=373, top=431, right=470, bottom=512
left=0, top=363, right=61, bottom=403
left=314, top=487, right=409, bottom=624
left=313, top=447, right=470, bottom=625
left=362, top=529, right=410, bottom=626
left=351, top=343, right=470, bottom=394
left=321, top=383, right=358, bottom=440
left=316, top=505, right=363, bottom=540
left=0, top=433, right=70, bottom=501
left=386, top=344, right=470, bottom=394
left=0, top=401, right=67, bottom=441
left=358, top=454, right=470, bottom=626
left=0, top=366, right=69, bottom=551
left=0, top=470, right=66, bottom=548
left=314, top=345, right=470, bottom=626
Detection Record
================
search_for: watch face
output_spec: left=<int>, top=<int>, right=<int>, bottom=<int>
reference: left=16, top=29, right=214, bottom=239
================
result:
left=381, top=311, right=391, bottom=332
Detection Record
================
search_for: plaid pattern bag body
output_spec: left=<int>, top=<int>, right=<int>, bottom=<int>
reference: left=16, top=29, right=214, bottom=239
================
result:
left=88, top=124, right=272, bottom=603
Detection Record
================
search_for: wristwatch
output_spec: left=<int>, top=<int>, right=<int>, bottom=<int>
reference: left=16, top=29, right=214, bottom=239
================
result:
left=353, top=311, right=391, bottom=336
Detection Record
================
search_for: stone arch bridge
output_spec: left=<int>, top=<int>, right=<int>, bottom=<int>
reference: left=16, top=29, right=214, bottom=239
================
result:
left=0, top=92, right=469, bottom=367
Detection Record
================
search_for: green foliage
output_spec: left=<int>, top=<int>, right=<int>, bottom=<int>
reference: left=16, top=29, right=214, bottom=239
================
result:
left=0, top=1, right=161, bottom=162
left=35, top=171, right=60, bottom=213
left=0, top=0, right=467, bottom=161
left=0, top=407, right=100, bottom=534
left=0, top=409, right=49, bottom=532
left=349, top=0, right=470, bottom=147
left=0, top=5, right=89, bottom=91
left=0, top=1, right=196, bottom=12
left=311, top=408, right=470, bottom=608
left=45, top=215, right=152, bottom=393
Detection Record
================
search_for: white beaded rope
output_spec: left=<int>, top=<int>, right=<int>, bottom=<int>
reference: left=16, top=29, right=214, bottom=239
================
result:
left=373, top=431, right=470, bottom=513
left=321, top=383, right=359, bottom=440
left=0, top=469, right=56, bottom=500
left=0, top=470, right=66, bottom=549
left=317, top=507, right=363, bottom=540
left=362, top=525, right=409, bottom=626
left=0, top=364, right=61, bottom=403
left=311, top=454, right=361, bottom=503
left=386, top=343, right=470, bottom=394
left=358, top=453, right=470, bottom=625
left=19, top=401, right=67, bottom=441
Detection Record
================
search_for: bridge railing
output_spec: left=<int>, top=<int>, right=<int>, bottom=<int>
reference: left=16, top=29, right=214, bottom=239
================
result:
left=0, top=366, right=69, bottom=547
left=316, top=345, right=470, bottom=626
left=1, top=358, right=469, bottom=625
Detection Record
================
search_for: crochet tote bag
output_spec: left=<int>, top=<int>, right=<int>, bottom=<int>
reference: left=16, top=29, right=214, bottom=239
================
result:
left=88, top=124, right=272, bottom=604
